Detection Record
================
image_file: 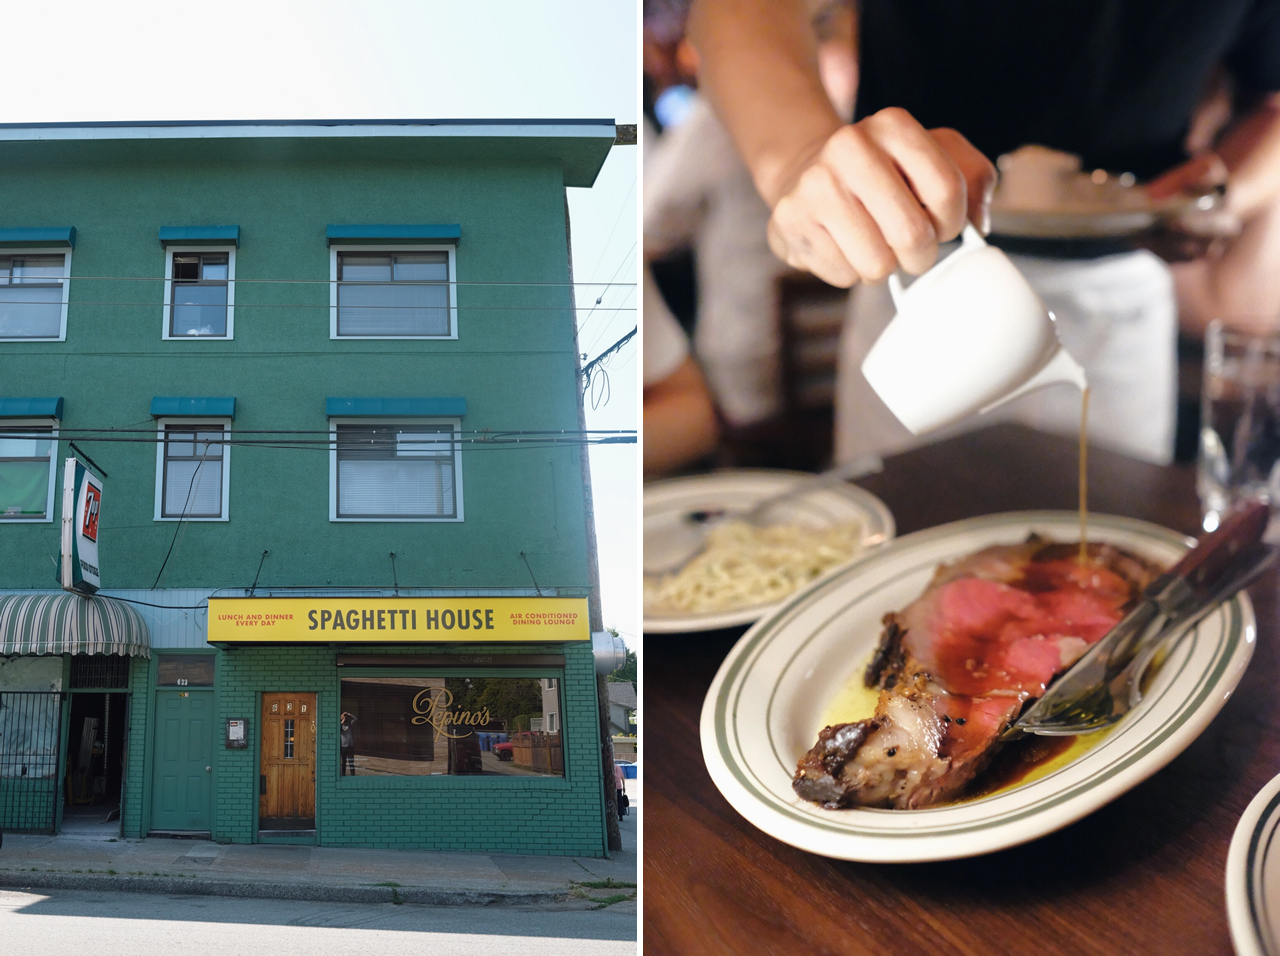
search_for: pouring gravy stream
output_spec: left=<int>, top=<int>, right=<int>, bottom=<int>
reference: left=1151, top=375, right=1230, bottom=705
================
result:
left=1080, top=386, right=1090, bottom=564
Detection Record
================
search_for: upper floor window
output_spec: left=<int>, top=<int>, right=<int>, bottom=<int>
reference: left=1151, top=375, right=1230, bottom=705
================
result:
left=0, top=421, right=57, bottom=521
left=330, top=247, right=455, bottom=339
left=154, top=420, right=230, bottom=520
left=0, top=253, right=69, bottom=341
left=330, top=421, right=462, bottom=521
left=163, top=248, right=234, bottom=339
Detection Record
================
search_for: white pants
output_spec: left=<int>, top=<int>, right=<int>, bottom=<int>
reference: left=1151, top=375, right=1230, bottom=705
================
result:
left=835, top=250, right=1178, bottom=465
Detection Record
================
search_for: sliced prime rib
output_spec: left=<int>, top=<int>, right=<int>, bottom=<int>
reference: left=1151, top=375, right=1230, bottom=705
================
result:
left=792, top=535, right=1162, bottom=810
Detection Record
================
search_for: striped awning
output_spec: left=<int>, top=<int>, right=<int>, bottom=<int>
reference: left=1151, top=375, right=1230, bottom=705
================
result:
left=0, top=593, right=150, bottom=658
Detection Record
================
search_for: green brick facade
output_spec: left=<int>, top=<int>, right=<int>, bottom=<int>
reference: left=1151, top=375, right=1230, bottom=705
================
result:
left=120, top=642, right=604, bottom=853
left=0, top=129, right=612, bottom=592
left=121, top=656, right=150, bottom=838
left=0, top=121, right=616, bottom=855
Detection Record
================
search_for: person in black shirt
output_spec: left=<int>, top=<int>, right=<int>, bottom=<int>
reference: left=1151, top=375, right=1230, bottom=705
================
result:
left=687, top=0, right=1280, bottom=462
left=339, top=711, right=357, bottom=776
left=689, top=0, right=1280, bottom=287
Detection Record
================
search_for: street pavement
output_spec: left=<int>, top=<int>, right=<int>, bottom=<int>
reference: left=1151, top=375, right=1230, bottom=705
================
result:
left=0, top=887, right=636, bottom=955
left=0, top=778, right=638, bottom=911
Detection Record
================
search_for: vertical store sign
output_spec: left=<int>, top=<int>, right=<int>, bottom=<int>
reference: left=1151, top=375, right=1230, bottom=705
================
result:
left=60, top=458, right=102, bottom=594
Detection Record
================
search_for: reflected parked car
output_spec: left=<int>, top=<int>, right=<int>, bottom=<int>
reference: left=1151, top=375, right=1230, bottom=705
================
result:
left=493, top=741, right=514, bottom=761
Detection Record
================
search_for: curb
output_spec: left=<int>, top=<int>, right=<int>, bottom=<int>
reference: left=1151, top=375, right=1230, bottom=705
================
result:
left=0, top=870, right=568, bottom=907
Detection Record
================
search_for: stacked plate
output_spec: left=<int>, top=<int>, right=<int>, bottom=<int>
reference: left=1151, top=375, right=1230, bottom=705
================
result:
left=1229, top=774, right=1280, bottom=955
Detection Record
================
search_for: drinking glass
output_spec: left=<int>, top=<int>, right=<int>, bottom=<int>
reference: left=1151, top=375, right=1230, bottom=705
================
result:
left=1198, top=321, right=1280, bottom=534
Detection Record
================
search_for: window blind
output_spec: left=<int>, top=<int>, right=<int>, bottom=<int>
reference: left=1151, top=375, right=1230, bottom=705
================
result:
left=336, top=424, right=455, bottom=518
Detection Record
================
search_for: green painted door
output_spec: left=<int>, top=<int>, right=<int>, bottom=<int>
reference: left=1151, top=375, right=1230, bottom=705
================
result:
left=151, top=690, right=212, bottom=832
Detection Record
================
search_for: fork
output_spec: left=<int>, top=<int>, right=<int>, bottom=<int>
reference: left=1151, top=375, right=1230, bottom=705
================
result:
left=1007, top=542, right=1277, bottom=737
left=642, top=454, right=883, bottom=576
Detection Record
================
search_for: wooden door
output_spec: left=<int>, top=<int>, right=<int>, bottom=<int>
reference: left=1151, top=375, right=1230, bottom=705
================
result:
left=259, top=692, right=315, bottom=830
left=151, top=690, right=212, bottom=833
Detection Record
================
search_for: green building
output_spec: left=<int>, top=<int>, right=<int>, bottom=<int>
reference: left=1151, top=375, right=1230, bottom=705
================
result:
left=0, top=119, right=625, bottom=855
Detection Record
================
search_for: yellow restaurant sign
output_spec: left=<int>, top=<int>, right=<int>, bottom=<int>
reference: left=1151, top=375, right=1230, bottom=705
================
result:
left=207, top=597, right=589, bottom=643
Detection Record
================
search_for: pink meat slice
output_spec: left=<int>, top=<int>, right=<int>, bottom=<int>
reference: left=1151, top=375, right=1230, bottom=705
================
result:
left=792, top=537, right=1159, bottom=810
left=901, top=574, right=1120, bottom=699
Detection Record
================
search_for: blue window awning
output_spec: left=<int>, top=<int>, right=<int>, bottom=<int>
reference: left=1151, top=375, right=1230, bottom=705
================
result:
left=0, top=397, right=63, bottom=419
left=326, top=397, right=466, bottom=418
left=326, top=224, right=460, bottom=245
left=0, top=227, right=75, bottom=248
left=151, top=397, right=236, bottom=419
left=159, top=225, right=240, bottom=247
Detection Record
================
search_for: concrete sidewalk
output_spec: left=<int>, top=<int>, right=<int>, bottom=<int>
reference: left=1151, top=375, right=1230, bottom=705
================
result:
left=0, top=781, right=637, bottom=909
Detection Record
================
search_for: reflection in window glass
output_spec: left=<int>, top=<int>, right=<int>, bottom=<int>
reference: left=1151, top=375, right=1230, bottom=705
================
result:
left=156, top=655, right=215, bottom=686
left=162, top=425, right=225, bottom=517
left=0, top=255, right=66, bottom=339
left=336, top=252, right=450, bottom=336
left=170, top=253, right=229, bottom=336
left=338, top=675, right=564, bottom=777
left=0, top=691, right=60, bottom=778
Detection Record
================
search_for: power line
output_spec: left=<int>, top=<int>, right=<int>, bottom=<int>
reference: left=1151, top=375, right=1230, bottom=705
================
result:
left=583, top=174, right=637, bottom=283
left=576, top=242, right=637, bottom=340
left=5, top=435, right=635, bottom=447
left=3, top=427, right=634, bottom=437
left=0, top=297, right=633, bottom=312
left=151, top=437, right=215, bottom=588
left=590, top=365, right=611, bottom=410
left=581, top=323, right=638, bottom=411
left=17, top=275, right=637, bottom=287
left=610, top=345, right=638, bottom=373
left=584, top=278, right=638, bottom=355
left=581, top=329, right=637, bottom=375
left=1, top=349, right=581, bottom=358
left=2, top=431, right=636, bottom=453
left=97, top=595, right=210, bottom=609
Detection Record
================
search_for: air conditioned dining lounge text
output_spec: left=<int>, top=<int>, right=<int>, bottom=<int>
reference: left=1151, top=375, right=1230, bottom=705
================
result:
left=215, top=609, right=581, bottom=631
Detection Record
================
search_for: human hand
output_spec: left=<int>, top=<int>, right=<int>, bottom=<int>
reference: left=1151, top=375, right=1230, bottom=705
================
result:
left=1146, top=152, right=1229, bottom=203
left=1146, top=152, right=1240, bottom=245
left=764, top=108, right=997, bottom=287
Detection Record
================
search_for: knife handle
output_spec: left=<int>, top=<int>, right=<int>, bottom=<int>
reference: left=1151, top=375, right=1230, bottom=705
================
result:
left=1170, top=501, right=1271, bottom=591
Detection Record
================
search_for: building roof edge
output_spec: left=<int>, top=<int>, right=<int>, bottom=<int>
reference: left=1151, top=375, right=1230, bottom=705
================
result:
left=0, top=118, right=618, bottom=141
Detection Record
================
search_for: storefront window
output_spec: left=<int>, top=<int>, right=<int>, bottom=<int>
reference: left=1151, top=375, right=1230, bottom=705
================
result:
left=338, top=675, right=564, bottom=777
left=0, top=691, right=60, bottom=778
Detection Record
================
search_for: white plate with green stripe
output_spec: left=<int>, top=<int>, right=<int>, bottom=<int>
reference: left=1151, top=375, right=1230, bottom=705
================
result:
left=1227, top=773, right=1280, bottom=956
left=644, top=470, right=895, bottom=634
left=701, top=511, right=1256, bottom=862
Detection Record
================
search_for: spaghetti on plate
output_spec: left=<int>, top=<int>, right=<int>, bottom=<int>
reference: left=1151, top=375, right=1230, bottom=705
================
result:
left=645, top=520, right=865, bottom=614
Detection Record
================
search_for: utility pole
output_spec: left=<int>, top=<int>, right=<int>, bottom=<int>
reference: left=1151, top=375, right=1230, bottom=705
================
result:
left=566, top=191, right=624, bottom=854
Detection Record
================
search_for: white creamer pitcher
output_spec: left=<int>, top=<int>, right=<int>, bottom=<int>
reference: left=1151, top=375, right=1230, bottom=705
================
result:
left=860, top=224, right=1087, bottom=435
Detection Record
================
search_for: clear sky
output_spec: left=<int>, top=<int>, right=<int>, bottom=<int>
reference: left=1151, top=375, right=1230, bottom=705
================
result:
left=0, top=0, right=641, bottom=646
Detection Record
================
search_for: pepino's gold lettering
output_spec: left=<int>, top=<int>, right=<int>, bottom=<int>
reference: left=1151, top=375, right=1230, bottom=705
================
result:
left=409, top=688, right=491, bottom=740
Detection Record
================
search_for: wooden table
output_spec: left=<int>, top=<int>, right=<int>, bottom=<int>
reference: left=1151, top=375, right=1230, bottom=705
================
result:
left=644, top=423, right=1279, bottom=955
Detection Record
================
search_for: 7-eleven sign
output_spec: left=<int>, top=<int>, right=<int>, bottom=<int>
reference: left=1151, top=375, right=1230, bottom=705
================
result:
left=60, top=459, right=102, bottom=594
left=81, top=482, right=100, bottom=542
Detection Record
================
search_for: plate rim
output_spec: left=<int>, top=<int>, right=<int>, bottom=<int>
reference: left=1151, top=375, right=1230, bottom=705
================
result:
left=644, top=468, right=895, bottom=634
left=700, top=510, right=1257, bottom=862
left=989, top=190, right=1195, bottom=238
left=1227, top=772, right=1280, bottom=956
